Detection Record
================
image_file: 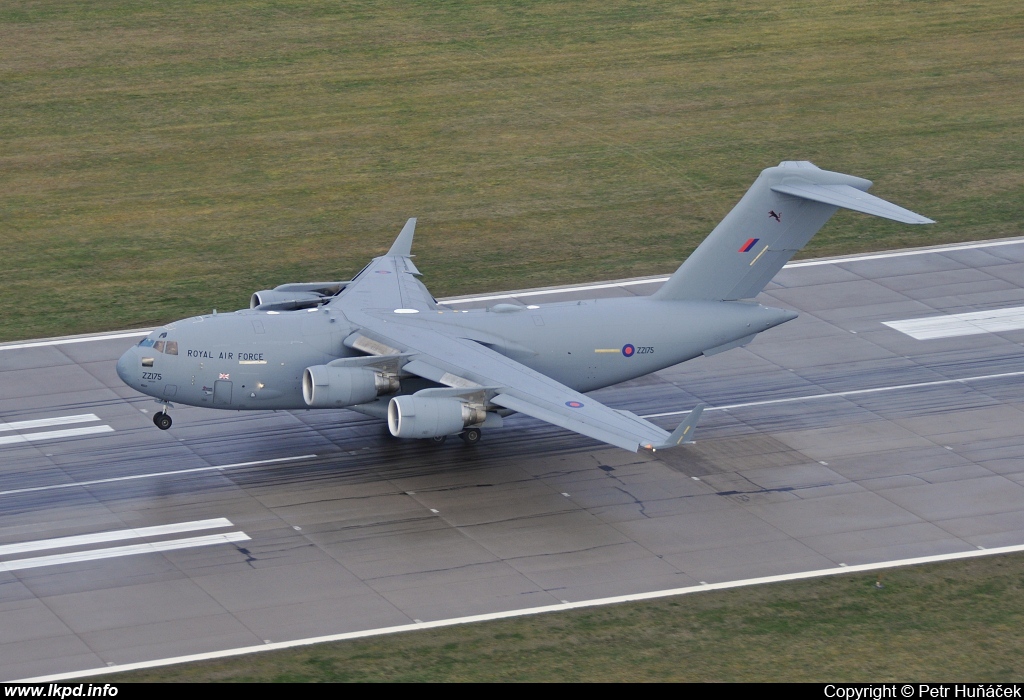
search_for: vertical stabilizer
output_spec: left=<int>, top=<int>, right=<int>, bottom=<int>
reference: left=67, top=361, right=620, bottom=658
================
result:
left=653, top=162, right=932, bottom=302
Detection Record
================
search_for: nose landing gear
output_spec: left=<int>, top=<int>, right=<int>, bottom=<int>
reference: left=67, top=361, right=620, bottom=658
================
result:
left=153, top=403, right=173, bottom=430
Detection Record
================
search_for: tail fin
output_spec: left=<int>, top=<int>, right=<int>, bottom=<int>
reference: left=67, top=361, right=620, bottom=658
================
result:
left=653, top=161, right=933, bottom=302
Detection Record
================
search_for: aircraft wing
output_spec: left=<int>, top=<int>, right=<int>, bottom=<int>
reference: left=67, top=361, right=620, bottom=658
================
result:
left=348, top=316, right=704, bottom=452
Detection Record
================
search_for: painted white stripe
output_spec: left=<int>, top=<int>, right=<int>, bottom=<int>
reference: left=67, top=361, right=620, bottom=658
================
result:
left=0, top=413, right=100, bottom=433
left=443, top=278, right=670, bottom=304
left=441, top=238, right=1024, bottom=304
left=641, top=369, right=1024, bottom=419
left=0, top=518, right=233, bottom=557
left=0, top=454, right=318, bottom=498
left=787, top=237, right=1024, bottom=268
left=0, top=331, right=150, bottom=351
left=0, top=532, right=250, bottom=574
left=884, top=306, right=1024, bottom=340
left=17, top=541, right=1024, bottom=683
left=0, top=239, right=1021, bottom=338
left=0, top=425, right=113, bottom=446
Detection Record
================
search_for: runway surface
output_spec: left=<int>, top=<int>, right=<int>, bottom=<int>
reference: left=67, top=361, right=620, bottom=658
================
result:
left=3, top=237, right=1024, bottom=680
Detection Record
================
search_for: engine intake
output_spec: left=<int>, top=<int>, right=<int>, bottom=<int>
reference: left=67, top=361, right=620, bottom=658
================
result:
left=303, top=365, right=399, bottom=408
left=387, top=396, right=487, bottom=439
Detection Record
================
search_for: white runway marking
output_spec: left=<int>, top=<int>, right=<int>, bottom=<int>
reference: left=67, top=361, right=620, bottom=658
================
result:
left=0, top=330, right=149, bottom=351
left=18, top=541, right=1024, bottom=682
left=642, top=369, right=1024, bottom=419
left=442, top=237, right=1024, bottom=304
left=787, top=237, right=1024, bottom=267
left=3, top=239, right=1020, bottom=336
left=884, top=305, right=1024, bottom=340
left=0, top=425, right=114, bottom=446
left=0, top=454, right=318, bottom=498
left=444, top=278, right=670, bottom=304
left=0, top=518, right=234, bottom=557
left=0, top=413, right=100, bottom=433
left=0, top=532, right=250, bottom=574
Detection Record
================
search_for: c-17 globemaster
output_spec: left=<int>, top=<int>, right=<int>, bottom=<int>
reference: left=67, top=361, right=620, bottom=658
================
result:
left=116, top=161, right=932, bottom=452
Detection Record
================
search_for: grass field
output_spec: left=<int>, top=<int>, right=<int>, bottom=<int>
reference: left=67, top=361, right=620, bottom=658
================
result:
left=101, top=553, right=1024, bottom=682
left=2, top=0, right=1022, bottom=342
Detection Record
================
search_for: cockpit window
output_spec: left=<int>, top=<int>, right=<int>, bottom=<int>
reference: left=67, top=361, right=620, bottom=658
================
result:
left=140, top=339, right=178, bottom=354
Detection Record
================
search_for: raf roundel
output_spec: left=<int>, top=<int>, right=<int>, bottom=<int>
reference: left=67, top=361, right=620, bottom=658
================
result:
left=622, top=344, right=636, bottom=357
left=565, top=401, right=584, bottom=409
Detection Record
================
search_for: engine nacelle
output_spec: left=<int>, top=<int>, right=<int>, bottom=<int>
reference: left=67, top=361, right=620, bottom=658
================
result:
left=250, top=290, right=326, bottom=311
left=387, top=396, right=487, bottom=439
left=303, top=365, right=399, bottom=408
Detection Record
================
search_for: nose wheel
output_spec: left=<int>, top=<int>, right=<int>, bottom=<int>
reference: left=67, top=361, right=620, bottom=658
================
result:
left=153, top=411, right=172, bottom=430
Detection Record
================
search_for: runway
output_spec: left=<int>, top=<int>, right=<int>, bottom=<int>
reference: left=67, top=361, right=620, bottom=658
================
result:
left=3, top=236, right=1024, bottom=680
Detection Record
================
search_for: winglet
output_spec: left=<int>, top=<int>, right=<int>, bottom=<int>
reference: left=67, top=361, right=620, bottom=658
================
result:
left=645, top=404, right=706, bottom=451
left=387, top=218, right=417, bottom=257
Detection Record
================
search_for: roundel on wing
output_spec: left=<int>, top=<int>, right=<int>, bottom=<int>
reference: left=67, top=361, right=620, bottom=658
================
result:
left=565, top=401, right=584, bottom=408
left=622, top=344, right=636, bottom=357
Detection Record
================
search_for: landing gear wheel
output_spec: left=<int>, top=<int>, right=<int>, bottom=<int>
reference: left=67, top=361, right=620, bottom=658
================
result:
left=153, top=412, right=172, bottom=430
left=460, top=427, right=481, bottom=445
left=429, top=435, right=447, bottom=445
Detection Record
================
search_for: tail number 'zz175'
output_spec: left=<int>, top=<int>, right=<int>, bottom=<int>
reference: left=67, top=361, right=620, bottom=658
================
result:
left=636, top=346, right=654, bottom=354
left=142, top=372, right=162, bottom=381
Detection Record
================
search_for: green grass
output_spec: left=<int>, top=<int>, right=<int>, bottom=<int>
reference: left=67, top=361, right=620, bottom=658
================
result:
left=100, top=552, right=1024, bottom=682
left=2, top=0, right=1022, bottom=341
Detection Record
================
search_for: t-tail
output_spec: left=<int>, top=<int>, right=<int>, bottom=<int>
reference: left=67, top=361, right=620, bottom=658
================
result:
left=654, top=161, right=933, bottom=302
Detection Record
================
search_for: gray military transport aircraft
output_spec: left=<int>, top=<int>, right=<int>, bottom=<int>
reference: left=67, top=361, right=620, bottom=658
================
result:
left=116, top=161, right=932, bottom=452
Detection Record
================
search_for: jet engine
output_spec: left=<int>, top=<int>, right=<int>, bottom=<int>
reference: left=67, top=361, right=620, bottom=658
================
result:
left=303, top=365, right=399, bottom=408
left=250, top=281, right=350, bottom=311
left=250, top=290, right=326, bottom=311
left=387, top=396, right=488, bottom=439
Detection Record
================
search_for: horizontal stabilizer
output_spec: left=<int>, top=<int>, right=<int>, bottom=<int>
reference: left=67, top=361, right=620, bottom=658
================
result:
left=771, top=183, right=934, bottom=224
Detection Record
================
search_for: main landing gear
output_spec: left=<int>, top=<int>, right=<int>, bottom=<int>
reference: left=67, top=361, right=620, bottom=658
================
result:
left=153, top=405, right=172, bottom=430
left=424, top=427, right=482, bottom=446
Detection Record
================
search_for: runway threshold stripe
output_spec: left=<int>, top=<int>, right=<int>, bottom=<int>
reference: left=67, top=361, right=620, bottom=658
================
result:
left=0, top=425, right=113, bottom=446
left=0, top=518, right=233, bottom=557
left=642, top=369, right=1024, bottom=419
left=884, top=305, right=1024, bottom=340
left=18, top=541, right=1024, bottom=683
left=0, top=532, right=250, bottom=574
left=0, top=454, right=318, bottom=498
left=0, top=414, right=100, bottom=433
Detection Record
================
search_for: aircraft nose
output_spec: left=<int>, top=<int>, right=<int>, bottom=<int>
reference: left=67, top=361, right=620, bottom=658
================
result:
left=116, top=348, right=134, bottom=385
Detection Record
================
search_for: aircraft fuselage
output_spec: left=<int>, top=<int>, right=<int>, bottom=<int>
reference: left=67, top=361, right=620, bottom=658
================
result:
left=116, top=296, right=795, bottom=412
